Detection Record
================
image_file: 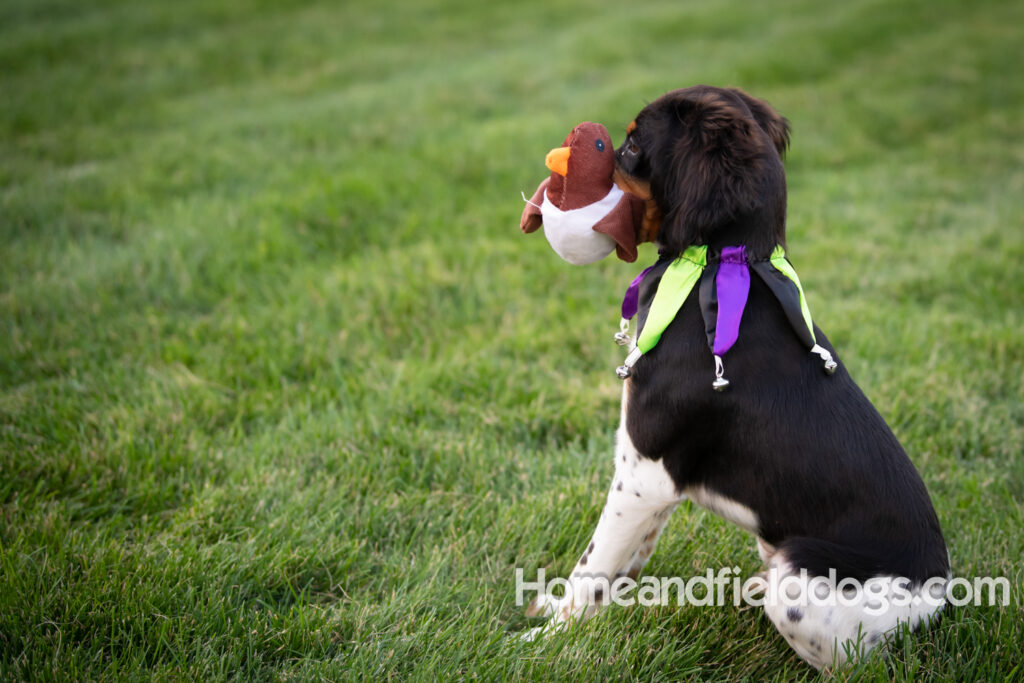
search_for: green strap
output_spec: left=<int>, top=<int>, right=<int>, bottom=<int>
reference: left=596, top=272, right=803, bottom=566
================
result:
left=636, top=245, right=707, bottom=353
left=768, top=246, right=816, bottom=345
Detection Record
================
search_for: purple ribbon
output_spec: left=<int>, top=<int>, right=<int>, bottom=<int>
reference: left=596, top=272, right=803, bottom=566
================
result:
left=712, top=246, right=750, bottom=356
left=621, top=265, right=656, bottom=320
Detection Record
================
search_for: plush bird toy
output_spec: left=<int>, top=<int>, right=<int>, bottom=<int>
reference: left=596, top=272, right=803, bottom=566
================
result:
left=520, top=122, right=645, bottom=264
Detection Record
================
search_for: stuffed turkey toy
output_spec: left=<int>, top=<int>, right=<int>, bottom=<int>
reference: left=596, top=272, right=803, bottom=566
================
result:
left=520, top=122, right=645, bottom=264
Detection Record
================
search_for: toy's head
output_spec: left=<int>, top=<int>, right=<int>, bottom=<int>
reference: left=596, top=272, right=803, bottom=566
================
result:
left=543, top=122, right=618, bottom=211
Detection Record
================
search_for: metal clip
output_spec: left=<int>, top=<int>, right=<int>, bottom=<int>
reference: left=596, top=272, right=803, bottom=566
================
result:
left=811, top=344, right=838, bottom=375
left=616, top=347, right=642, bottom=380
left=614, top=318, right=632, bottom=346
left=712, top=355, right=730, bottom=391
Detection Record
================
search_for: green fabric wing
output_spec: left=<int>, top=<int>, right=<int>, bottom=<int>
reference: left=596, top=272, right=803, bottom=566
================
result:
left=636, top=245, right=707, bottom=353
left=769, top=246, right=816, bottom=345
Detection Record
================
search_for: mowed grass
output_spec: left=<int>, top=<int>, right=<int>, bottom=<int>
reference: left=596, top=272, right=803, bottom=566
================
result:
left=2, top=0, right=1022, bottom=679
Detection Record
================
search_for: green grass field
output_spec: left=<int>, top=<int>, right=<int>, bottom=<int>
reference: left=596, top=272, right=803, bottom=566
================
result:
left=2, top=0, right=1022, bottom=679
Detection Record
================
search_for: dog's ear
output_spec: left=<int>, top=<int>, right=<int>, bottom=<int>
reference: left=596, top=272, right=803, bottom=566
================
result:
left=658, top=92, right=762, bottom=242
left=680, top=92, right=763, bottom=161
left=651, top=88, right=786, bottom=257
left=728, top=88, right=790, bottom=157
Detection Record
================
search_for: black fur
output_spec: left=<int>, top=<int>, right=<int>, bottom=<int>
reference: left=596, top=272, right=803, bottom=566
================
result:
left=618, top=86, right=789, bottom=260
left=616, top=86, right=949, bottom=584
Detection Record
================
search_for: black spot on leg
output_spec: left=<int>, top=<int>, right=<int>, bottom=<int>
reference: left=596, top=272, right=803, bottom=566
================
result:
left=587, top=542, right=594, bottom=553
left=593, top=587, right=604, bottom=601
left=809, top=638, right=817, bottom=648
left=579, top=553, right=588, bottom=566
left=786, top=607, right=804, bottom=622
left=615, top=511, right=622, bottom=516
left=622, top=455, right=626, bottom=463
left=616, top=482, right=623, bottom=491
left=868, top=632, right=881, bottom=645
left=634, top=491, right=641, bottom=497
left=787, top=632, right=795, bottom=640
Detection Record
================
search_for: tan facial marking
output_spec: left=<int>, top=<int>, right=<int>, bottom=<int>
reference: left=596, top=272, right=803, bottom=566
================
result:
left=612, top=167, right=651, bottom=200
left=640, top=201, right=662, bottom=244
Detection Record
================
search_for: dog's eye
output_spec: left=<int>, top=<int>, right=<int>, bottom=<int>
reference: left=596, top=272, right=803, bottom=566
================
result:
left=595, top=139, right=605, bottom=152
left=619, top=132, right=641, bottom=157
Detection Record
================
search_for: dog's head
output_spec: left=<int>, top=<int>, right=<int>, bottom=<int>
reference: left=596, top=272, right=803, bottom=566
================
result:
left=613, top=86, right=791, bottom=260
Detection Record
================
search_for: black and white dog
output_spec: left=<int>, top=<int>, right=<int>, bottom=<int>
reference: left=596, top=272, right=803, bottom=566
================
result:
left=524, top=86, right=950, bottom=670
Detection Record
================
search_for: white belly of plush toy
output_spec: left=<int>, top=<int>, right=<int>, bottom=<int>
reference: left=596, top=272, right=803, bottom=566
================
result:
left=540, top=185, right=622, bottom=265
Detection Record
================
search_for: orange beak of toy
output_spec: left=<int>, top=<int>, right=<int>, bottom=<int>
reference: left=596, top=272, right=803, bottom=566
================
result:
left=545, top=146, right=571, bottom=176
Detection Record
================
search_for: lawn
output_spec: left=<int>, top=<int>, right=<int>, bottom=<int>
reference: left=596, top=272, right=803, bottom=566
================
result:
left=1, top=0, right=1022, bottom=679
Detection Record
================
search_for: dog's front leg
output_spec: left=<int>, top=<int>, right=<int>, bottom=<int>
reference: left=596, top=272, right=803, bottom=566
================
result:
left=524, top=399, right=682, bottom=637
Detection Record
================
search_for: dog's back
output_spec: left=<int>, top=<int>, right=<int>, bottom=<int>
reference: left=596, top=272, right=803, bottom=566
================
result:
left=628, top=264, right=949, bottom=585
left=626, top=260, right=949, bottom=668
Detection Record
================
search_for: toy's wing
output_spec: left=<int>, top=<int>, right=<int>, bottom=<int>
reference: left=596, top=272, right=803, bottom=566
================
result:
left=592, top=191, right=644, bottom=262
left=520, top=176, right=550, bottom=234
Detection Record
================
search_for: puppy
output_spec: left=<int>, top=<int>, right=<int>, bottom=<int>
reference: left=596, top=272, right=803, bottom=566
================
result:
left=525, top=86, right=950, bottom=670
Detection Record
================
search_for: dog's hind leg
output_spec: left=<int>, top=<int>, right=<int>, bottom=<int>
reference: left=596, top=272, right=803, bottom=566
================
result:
left=757, top=537, right=777, bottom=566
left=524, top=387, right=683, bottom=637
left=761, top=550, right=949, bottom=670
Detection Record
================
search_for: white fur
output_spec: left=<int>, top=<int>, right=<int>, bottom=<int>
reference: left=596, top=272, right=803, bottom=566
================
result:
left=523, top=384, right=682, bottom=638
left=760, top=552, right=948, bottom=670
left=526, top=384, right=948, bottom=670
left=684, top=484, right=759, bottom=533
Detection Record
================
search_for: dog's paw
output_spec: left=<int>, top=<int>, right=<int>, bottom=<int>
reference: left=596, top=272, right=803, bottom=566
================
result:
left=519, top=620, right=569, bottom=642
left=519, top=625, right=544, bottom=642
left=525, top=593, right=561, bottom=618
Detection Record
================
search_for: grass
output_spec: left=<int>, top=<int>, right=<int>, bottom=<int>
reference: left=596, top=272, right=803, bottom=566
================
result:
left=1, top=0, right=1022, bottom=679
